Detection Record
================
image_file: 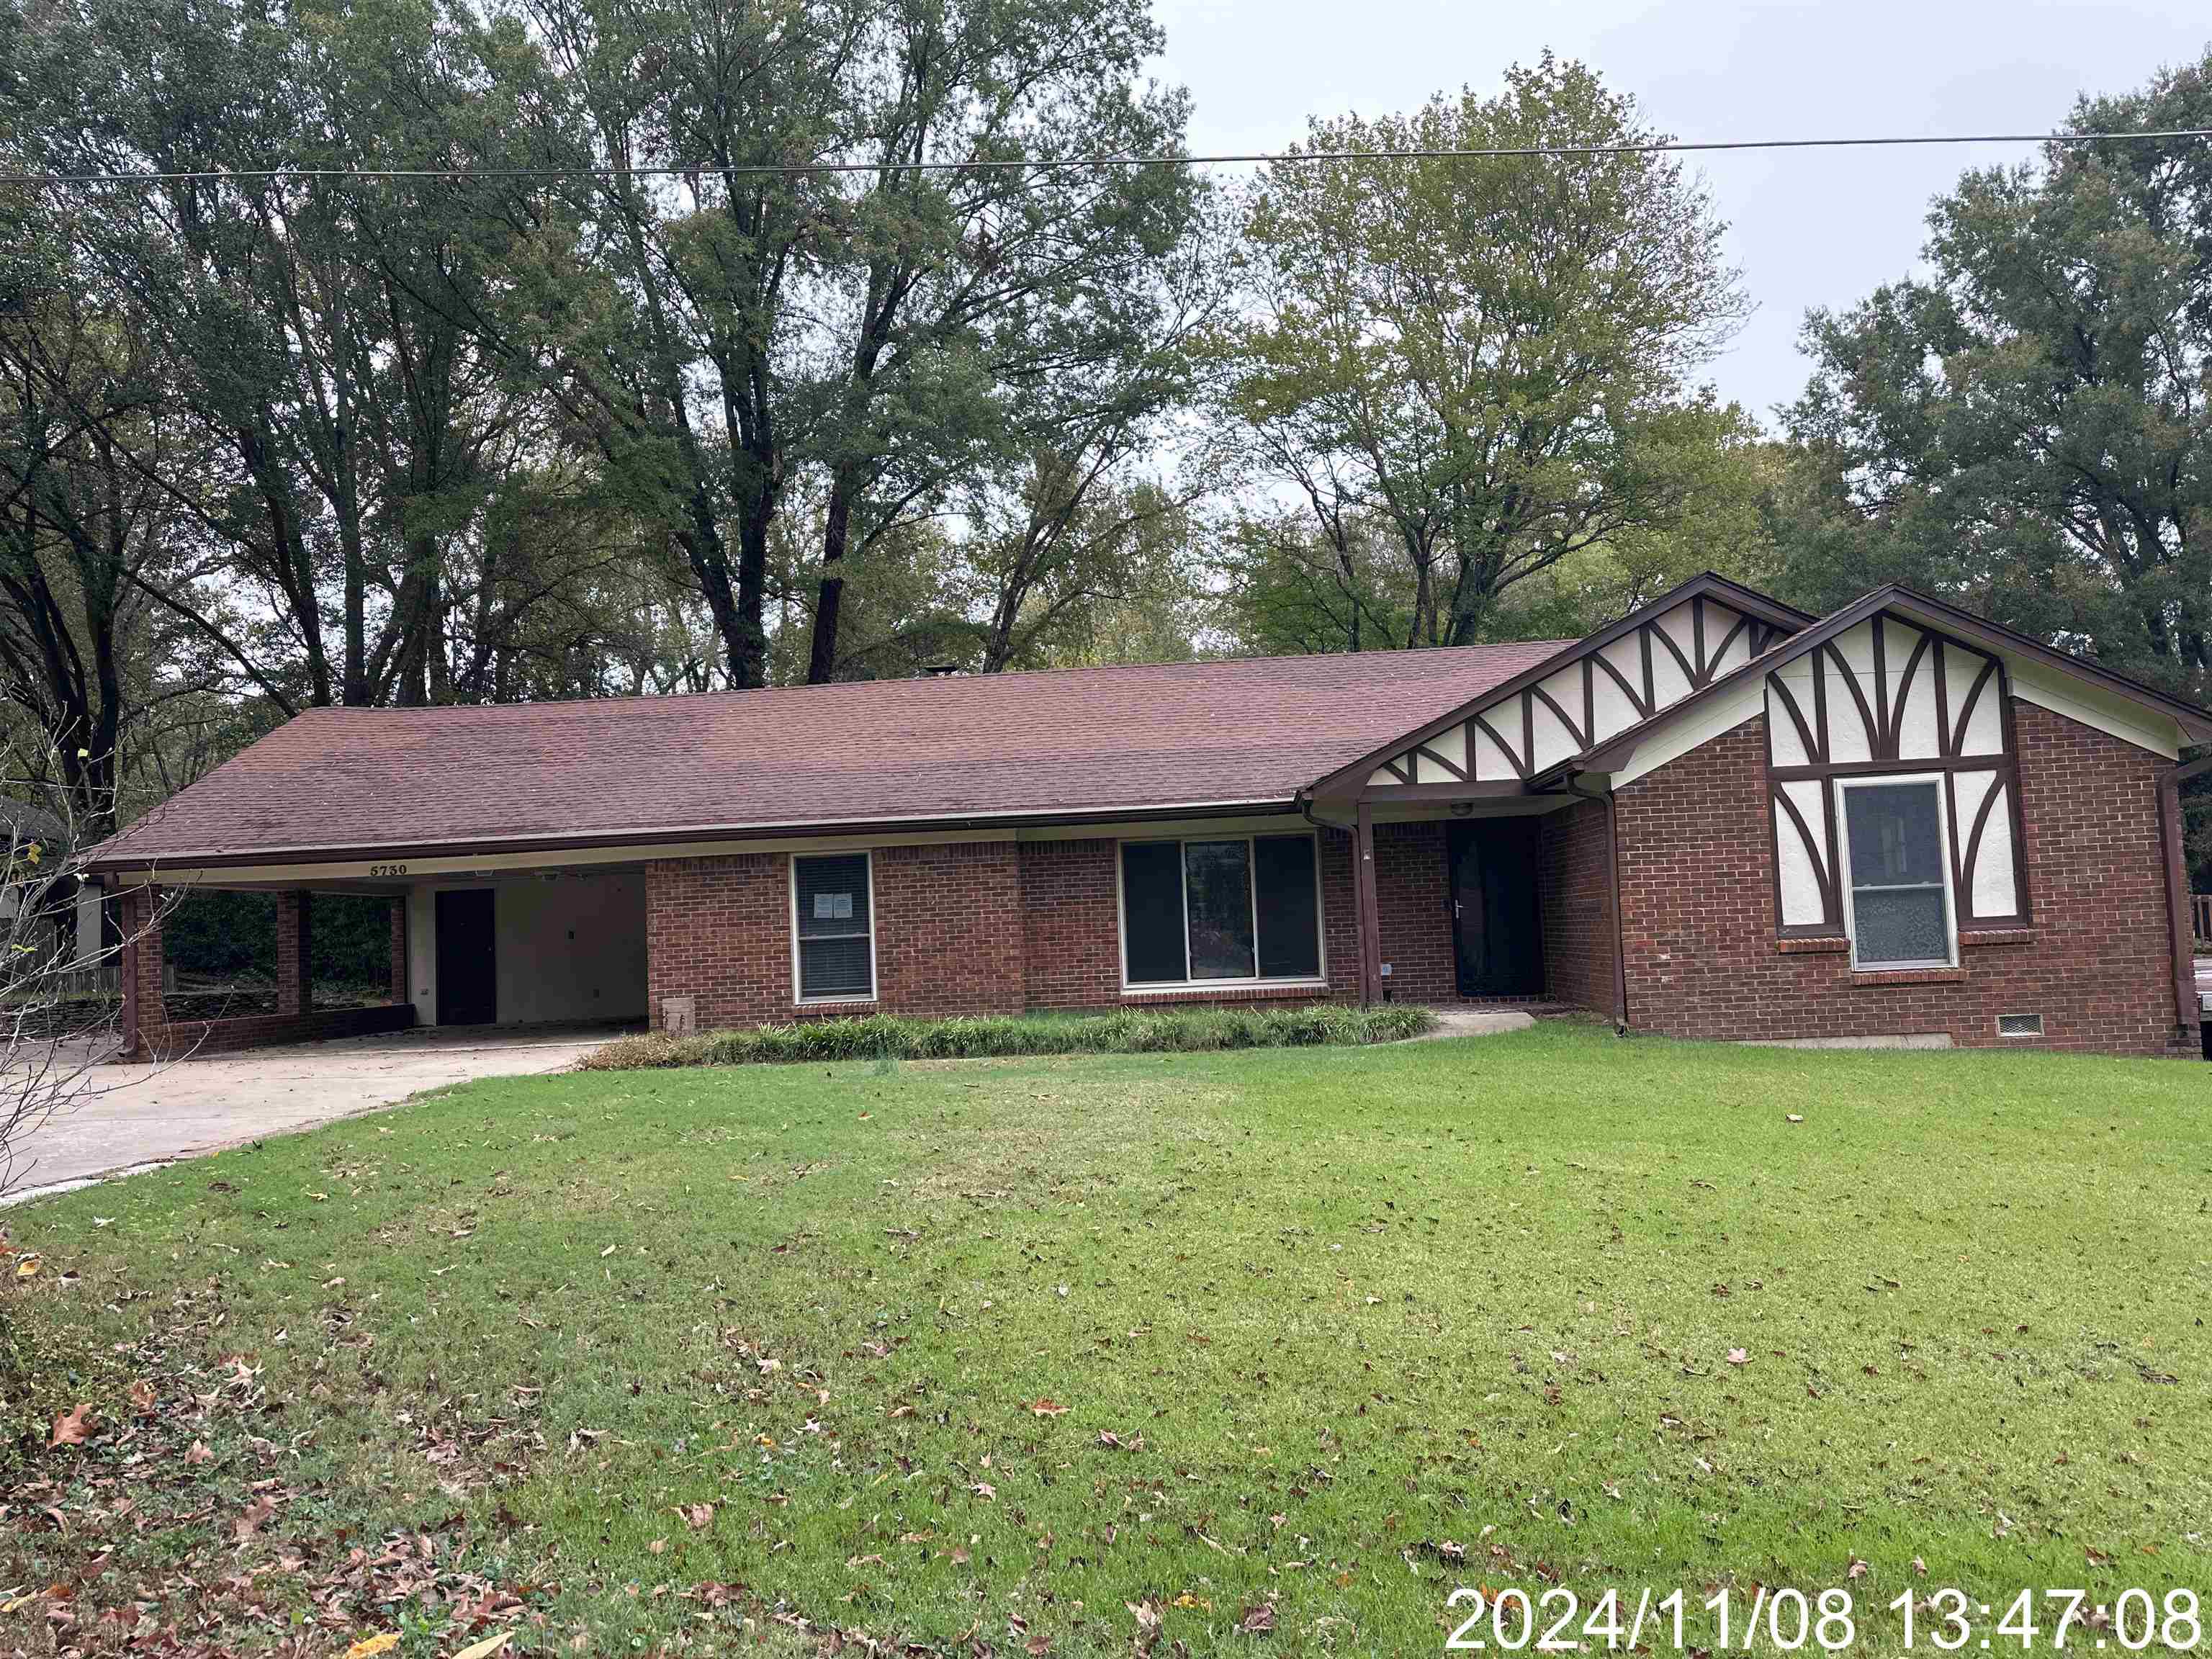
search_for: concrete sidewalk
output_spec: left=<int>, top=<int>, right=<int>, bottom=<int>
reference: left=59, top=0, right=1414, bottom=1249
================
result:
left=4, top=1023, right=623, bottom=1204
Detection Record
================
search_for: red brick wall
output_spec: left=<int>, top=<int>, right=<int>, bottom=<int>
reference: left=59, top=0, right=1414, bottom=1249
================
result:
left=1539, top=797, right=1618, bottom=1017
left=874, top=841, right=1025, bottom=1015
left=276, top=891, right=310, bottom=1015
left=148, top=1004, right=415, bottom=1060
left=648, top=827, right=1414, bottom=1028
left=646, top=852, right=793, bottom=1028
left=1615, top=701, right=2198, bottom=1055
left=117, top=883, right=416, bottom=1060
left=389, top=898, right=408, bottom=1002
left=1017, top=839, right=1123, bottom=1009
left=1371, top=822, right=1457, bottom=1001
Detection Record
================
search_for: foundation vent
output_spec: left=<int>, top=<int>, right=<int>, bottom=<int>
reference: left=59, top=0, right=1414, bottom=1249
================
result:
left=1997, top=1012, right=2044, bottom=1039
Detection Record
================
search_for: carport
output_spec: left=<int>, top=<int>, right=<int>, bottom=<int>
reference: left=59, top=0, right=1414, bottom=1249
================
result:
left=106, top=859, right=648, bottom=1059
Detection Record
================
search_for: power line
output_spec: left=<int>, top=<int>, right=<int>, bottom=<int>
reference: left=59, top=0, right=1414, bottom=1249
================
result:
left=4, top=126, right=2211, bottom=187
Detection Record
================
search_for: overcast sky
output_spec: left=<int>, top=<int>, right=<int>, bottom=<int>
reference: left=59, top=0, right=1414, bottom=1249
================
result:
left=1149, top=0, right=2211, bottom=428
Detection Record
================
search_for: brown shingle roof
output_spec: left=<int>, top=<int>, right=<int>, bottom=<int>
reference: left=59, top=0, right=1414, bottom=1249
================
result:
left=89, top=643, right=1570, bottom=869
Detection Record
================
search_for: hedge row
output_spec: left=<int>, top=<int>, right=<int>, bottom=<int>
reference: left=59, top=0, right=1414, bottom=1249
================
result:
left=579, top=1003, right=1436, bottom=1069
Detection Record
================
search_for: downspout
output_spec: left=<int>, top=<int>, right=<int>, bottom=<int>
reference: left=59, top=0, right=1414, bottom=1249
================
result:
left=1560, top=772, right=1632, bottom=1036
left=2154, top=752, right=2209, bottom=1043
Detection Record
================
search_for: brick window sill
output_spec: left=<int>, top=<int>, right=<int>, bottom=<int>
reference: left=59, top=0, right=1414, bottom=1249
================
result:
left=1849, top=967, right=1967, bottom=988
left=1959, top=929, right=2037, bottom=948
left=1119, top=981, right=1334, bottom=1007
left=1776, top=935, right=1848, bottom=955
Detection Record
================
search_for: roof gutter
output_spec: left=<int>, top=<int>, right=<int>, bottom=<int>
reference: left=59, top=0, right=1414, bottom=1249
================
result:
left=86, top=796, right=1308, bottom=879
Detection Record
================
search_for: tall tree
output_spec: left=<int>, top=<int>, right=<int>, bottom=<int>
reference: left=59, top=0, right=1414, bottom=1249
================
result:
left=1779, top=53, right=2212, bottom=706
left=1213, top=56, right=1748, bottom=648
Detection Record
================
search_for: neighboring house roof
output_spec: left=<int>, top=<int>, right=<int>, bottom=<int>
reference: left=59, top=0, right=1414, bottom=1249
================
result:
left=84, top=642, right=1571, bottom=871
left=1539, top=584, right=2212, bottom=783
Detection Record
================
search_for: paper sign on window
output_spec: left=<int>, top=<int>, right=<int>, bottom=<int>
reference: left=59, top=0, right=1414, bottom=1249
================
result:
left=814, top=891, right=853, bottom=921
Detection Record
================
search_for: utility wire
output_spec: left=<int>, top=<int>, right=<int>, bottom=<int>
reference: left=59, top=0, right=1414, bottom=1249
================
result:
left=4, top=126, right=2211, bottom=186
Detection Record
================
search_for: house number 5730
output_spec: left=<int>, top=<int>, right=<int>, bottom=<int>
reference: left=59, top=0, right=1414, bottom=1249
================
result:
left=369, top=863, right=408, bottom=877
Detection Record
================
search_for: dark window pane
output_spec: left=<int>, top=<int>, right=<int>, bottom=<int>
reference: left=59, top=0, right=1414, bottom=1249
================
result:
left=1121, top=842, right=1187, bottom=983
left=1845, top=783, right=1944, bottom=888
left=1254, top=835, right=1321, bottom=978
left=796, top=855, right=871, bottom=939
left=1184, top=840, right=1255, bottom=981
left=799, top=935, right=872, bottom=999
left=1851, top=887, right=1949, bottom=965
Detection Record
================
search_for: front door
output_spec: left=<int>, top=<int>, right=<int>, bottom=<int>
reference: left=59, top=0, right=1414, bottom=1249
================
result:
left=1447, top=819, right=1544, bottom=997
left=435, top=889, right=498, bottom=1025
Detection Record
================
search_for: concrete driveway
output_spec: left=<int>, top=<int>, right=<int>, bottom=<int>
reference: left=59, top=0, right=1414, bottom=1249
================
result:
left=4, top=1023, right=623, bottom=1203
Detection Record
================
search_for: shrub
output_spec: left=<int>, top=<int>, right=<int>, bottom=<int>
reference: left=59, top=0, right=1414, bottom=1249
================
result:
left=579, top=1003, right=1435, bottom=1070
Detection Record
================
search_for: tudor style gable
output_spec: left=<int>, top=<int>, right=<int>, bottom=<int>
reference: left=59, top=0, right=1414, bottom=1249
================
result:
left=1763, top=611, right=2026, bottom=935
left=1336, top=575, right=1812, bottom=796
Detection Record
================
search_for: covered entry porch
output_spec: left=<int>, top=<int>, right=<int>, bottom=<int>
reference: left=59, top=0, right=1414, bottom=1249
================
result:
left=1310, top=786, right=1623, bottom=1020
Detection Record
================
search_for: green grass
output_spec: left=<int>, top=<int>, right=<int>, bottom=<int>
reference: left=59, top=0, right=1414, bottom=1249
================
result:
left=4, top=1025, right=2210, bottom=1655
left=583, top=1004, right=1436, bottom=1069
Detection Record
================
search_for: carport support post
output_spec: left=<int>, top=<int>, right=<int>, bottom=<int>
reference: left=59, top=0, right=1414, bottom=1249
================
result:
left=117, top=882, right=166, bottom=1059
left=1354, top=803, right=1383, bottom=1005
left=276, top=891, right=312, bottom=1016
left=387, top=898, right=407, bottom=1004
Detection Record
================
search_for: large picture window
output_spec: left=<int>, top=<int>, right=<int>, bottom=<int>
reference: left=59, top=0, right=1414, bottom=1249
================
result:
left=792, top=852, right=875, bottom=1001
left=1838, top=778, right=1954, bottom=969
left=1119, top=833, right=1323, bottom=987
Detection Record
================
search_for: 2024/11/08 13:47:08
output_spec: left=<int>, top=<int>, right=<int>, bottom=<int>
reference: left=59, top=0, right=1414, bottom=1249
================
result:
left=1441, top=1586, right=2206, bottom=1651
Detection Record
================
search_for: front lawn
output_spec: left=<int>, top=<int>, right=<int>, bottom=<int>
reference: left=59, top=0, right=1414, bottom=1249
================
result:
left=4, top=1025, right=2208, bottom=1655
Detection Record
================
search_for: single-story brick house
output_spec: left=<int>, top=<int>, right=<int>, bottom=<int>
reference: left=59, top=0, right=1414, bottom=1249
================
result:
left=86, top=574, right=2211, bottom=1058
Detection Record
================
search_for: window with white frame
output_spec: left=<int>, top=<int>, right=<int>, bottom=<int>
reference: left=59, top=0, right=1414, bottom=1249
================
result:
left=793, top=853, right=875, bottom=1001
left=1119, top=833, right=1323, bottom=987
left=1838, top=778, right=1955, bottom=969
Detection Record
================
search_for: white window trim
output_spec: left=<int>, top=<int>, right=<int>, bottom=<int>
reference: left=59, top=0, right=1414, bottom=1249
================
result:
left=1115, top=832, right=1329, bottom=994
left=1834, top=773, right=1959, bottom=972
left=789, top=850, right=878, bottom=1005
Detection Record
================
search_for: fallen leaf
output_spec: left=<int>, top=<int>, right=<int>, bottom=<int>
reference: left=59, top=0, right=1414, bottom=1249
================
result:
left=451, top=1633, right=514, bottom=1659
left=1240, top=1601, right=1277, bottom=1635
left=344, top=1635, right=400, bottom=1658
left=184, top=1439, right=212, bottom=1465
left=15, top=1255, right=40, bottom=1280
left=48, top=1403, right=92, bottom=1447
left=1725, top=1349, right=1750, bottom=1366
left=1026, top=1398, right=1069, bottom=1417
left=675, top=1503, right=714, bottom=1530
left=1785, top=1113, right=1804, bottom=1123
left=129, top=1379, right=158, bottom=1416
left=235, top=1497, right=274, bottom=1540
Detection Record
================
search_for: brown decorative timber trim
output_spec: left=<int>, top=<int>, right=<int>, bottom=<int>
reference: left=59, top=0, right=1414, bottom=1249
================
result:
left=1470, top=711, right=1528, bottom=780
left=1771, top=783, right=1838, bottom=924
left=1766, top=672, right=1820, bottom=765
left=1530, top=682, right=1587, bottom=750
left=1412, top=743, right=1467, bottom=781
left=1949, top=657, right=1998, bottom=756
left=1888, top=629, right=1933, bottom=755
left=1824, top=642, right=1880, bottom=760
left=1592, top=649, right=1649, bottom=719
left=1354, top=801, right=1384, bottom=1006
left=1361, top=781, right=1529, bottom=804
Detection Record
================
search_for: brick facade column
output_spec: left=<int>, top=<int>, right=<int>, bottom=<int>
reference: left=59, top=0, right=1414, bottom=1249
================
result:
left=117, top=884, right=166, bottom=1059
left=388, top=897, right=408, bottom=1004
left=276, top=890, right=312, bottom=1016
